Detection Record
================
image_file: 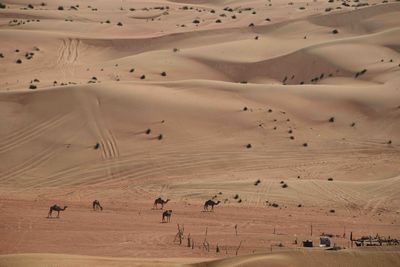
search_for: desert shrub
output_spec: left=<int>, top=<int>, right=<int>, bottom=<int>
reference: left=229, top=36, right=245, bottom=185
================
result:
left=232, top=15, right=236, bottom=19
left=332, top=29, right=339, bottom=34
left=248, top=23, right=254, bottom=27
left=298, top=204, right=302, bottom=207
left=129, top=68, right=134, bottom=73
left=325, top=7, right=332, bottom=12
left=329, top=117, right=335, bottom=122
left=282, top=183, right=288, bottom=188
left=16, top=59, right=22, bottom=64
left=117, top=22, right=123, bottom=26
left=161, top=71, right=167, bottom=76
left=243, top=106, right=248, bottom=111
left=271, top=203, right=279, bottom=208
left=0, top=2, right=6, bottom=8
left=387, top=140, right=392, bottom=144
left=140, top=75, right=146, bottom=79
left=94, top=143, right=100, bottom=149
left=0, top=53, right=3, bottom=58
left=215, top=19, right=221, bottom=23
left=145, top=128, right=151, bottom=134
left=290, top=136, right=295, bottom=140
left=192, top=19, right=200, bottom=24
left=233, top=194, right=239, bottom=199
left=157, top=134, right=163, bottom=140
left=28, top=4, right=34, bottom=9
left=303, top=143, right=308, bottom=147
left=105, top=20, right=111, bottom=23
left=173, top=48, right=179, bottom=52
left=58, top=6, right=64, bottom=10
left=329, top=209, right=335, bottom=213
left=246, top=143, right=252, bottom=149
left=29, top=84, right=37, bottom=89
left=351, top=122, right=356, bottom=127
left=254, top=179, right=261, bottom=186
left=328, top=178, right=333, bottom=181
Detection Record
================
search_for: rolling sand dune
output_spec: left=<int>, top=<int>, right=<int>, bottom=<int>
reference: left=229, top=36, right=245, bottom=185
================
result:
left=1, top=0, right=400, bottom=266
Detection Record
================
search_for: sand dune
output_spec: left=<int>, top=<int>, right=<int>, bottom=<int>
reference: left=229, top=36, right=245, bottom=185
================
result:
left=1, top=0, right=400, bottom=266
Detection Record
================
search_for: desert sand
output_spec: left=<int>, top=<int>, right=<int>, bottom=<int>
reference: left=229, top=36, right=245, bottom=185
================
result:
left=0, top=0, right=400, bottom=266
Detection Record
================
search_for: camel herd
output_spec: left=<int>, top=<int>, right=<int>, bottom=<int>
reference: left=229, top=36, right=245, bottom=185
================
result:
left=47, top=198, right=221, bottom=222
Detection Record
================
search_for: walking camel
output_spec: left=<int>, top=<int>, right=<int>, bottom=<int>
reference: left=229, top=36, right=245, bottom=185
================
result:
left=47, top=204, right=68, bottom=218
left=204, top=200, right=220, bottom=211
left=153, top=197, right=170, bottom=209
left=92, top=200, right=103, bottom=211
left=162, top=210, right=172, bottom=223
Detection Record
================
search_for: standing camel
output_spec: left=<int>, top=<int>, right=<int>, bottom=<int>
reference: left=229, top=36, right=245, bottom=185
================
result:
left=47, top=204, right=68, bottom=218
left=204, top=200, right=220, bottom=211
left=92, top=200, right=103, bottom=211
left=162, top=210, right=172, bottom=223
left=153, top=197, right=170, bottom=209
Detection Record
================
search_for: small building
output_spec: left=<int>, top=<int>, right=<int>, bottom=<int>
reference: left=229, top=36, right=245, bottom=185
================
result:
left=320, top=236, right=331, bottom=247
left=303, top=240, right=313, bottom=247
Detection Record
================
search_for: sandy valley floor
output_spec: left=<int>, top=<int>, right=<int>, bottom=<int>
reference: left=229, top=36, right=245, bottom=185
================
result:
left=0, top=0, right=400, bottom=266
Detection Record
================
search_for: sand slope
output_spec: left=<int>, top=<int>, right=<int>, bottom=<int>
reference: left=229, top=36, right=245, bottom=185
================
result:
left=0, top=0, right=400, bottom=266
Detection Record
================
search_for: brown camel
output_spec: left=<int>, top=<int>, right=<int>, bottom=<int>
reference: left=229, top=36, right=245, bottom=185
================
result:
left=92, top=200, right=103, bottom=211
left=162, top=210, right=172, bottom=223
left=153, top=197, right=170, bottom=209
left=204, top=200, right=220, bottom=211
left=47, top=204, right=68, bottom=218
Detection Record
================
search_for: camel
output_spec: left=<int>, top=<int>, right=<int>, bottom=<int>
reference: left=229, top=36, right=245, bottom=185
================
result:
left=162, top=210, right=172, bottom=223
left=92, top=200, right=103, bottom=211
left=204, top=200, right=220, bottom=211
left=153, top=197, right=170, bottom=209
left=47, top=204, right=67, bottom=218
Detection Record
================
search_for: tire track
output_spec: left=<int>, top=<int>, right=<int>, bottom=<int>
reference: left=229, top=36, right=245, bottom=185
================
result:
left=0, top=113, right=74, bottom=154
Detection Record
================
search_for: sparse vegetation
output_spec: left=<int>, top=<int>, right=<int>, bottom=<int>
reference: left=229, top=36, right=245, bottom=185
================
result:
left=0, top=2, right=6, bottom=9
left=16, top=59, right=22, bottom=64
left=117, top=22, right=123, bottom=26
left=161, top=71, right=167, bottom=76
left=329, top=117, right=335, bottom=123
left=303, top=143, right=308, bottom=147
left=145, top=128, right=151, bottom=134
left=58, top=6, right=64, bottom=10
left=332, top=29, right=339, bottom=34
left=246, top=143, right=252, bottom=149
left=29, top=84, right=37, bottom=89
left=254, top=179, right=261, bottom=186
left=329, top=209, right=335, bottom=213
left=140, top=75, right=146, bottom=80
left=328, top=178, right=333, bottom=181
left=158, top=134, right=163, bottom=140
